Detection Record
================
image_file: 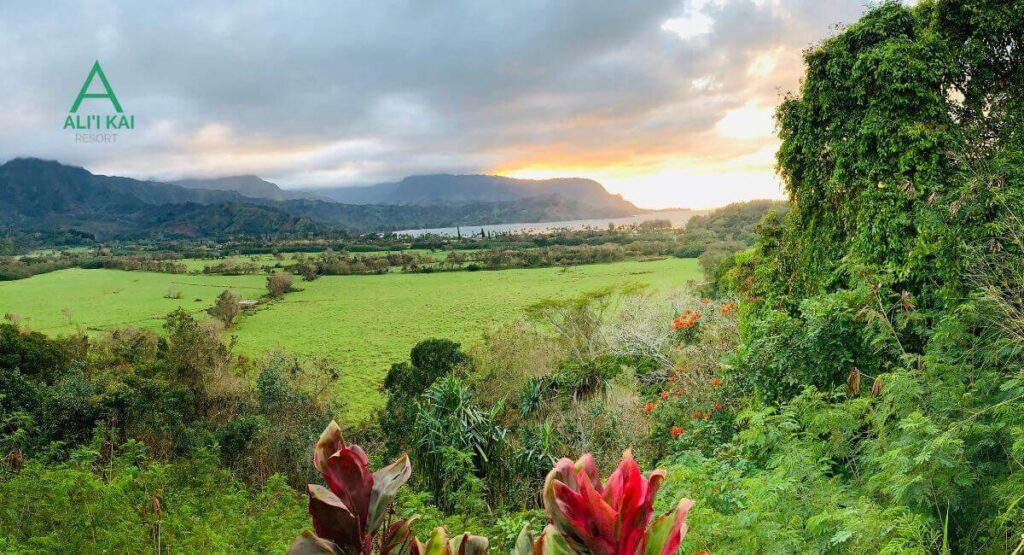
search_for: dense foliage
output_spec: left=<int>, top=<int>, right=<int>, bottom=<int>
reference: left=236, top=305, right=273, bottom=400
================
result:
left=0, top=314, right=339, bottom=551
left=701, top=1, right=1024, bottom=551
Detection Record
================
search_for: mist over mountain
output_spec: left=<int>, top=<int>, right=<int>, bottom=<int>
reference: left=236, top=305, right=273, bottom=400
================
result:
left=0, top=159, right=646, bottom=239
left=173, top=175, right=329, bottom=202
left=308, top=174, right=641, bottom=213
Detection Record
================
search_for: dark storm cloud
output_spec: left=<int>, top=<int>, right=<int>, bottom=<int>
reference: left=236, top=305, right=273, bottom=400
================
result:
left=0, top=0, right=880, bottom=190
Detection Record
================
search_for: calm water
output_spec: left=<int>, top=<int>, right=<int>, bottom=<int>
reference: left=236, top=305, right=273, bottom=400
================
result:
left=397, top=209, right=701, bottom=237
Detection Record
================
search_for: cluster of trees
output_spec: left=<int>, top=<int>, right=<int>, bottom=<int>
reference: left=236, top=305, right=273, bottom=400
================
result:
left=291, top=251, right=439, bottom=278
left=98, top=256, right=188, bottom=274
left=361, top=287, right=730, bottom=542
left=200, top=257, right=268, bottom=275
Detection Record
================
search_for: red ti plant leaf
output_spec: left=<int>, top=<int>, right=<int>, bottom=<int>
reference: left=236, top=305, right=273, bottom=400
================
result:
left=293, top=421, right=487, bottom=555
left=293, top=421, right=415, bottom=555
left=641, top=498, right=693, bottom=555
left=322, top=447, right=373, bottom=530
left=313, top=420, right=346, bottom=474
left=540, top=450, right=693, bottom=555
left=307, top=484, right=362, bottom=550
left=381, top=516, right=419, bottom=555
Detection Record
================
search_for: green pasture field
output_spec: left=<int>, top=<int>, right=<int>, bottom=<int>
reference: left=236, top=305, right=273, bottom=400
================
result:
left=0, top=269, right=267, bottom=332
left=176, top=253, right=294, bottom=272
left=0, top=258, right=700, bottom=419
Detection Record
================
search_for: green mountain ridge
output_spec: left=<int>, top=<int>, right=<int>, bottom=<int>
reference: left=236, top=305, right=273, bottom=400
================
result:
left=305, top=173, right=641, bottom=213
left=0, top=159, right=645, bottom=239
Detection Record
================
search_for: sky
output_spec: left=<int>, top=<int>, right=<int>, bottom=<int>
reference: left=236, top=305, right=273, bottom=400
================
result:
left=0, top=1, right=883, bottom=209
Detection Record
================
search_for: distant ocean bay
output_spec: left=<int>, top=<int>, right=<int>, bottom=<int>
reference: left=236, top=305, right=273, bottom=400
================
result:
left=396, top=209, right=701, bottom=237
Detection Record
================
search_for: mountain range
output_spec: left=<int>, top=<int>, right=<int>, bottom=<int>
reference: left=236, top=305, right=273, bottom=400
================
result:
left=0, top=158, right=643, bottom=239
left=173, top=175, right=330, bottom=202
left=311, top=174, right=636, bottom=212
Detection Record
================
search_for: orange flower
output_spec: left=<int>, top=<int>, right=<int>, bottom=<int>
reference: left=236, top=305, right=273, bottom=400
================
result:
left=670, top=426, right=684, bottom=438
left=644, top=402, right=655, bottom=414
left=667, top=376, right=678, bottom=383
left=710, top=378, right=722, bottom=388
left=712, top=402, right=724, bottom=411
left=660, top=391, right=669, bottom=400
left=701, top=298, right=709, bottom=305
left=703, top=412, right=711, bottom=420
left=690, top=411, right=702, bottom=419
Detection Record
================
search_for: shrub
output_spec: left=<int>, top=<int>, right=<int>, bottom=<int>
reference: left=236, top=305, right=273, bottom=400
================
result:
left=267, top=272, right=294, bottom=297
left=209, top=289, right=242, bottom=327
left=729, top=288, right=884, bottom=405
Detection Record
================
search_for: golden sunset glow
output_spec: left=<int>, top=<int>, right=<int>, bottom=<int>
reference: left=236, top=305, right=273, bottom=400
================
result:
left=498, top=154, right=784, bottom=210
left=495, top=99, right=785, bottom=209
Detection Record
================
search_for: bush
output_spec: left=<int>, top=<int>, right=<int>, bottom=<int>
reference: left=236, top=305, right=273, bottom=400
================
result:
left=209, top=289, right=242, bottom=327
left=266, top=272, right=293, bottom=297
left=729, top=288, right=885, bottom=405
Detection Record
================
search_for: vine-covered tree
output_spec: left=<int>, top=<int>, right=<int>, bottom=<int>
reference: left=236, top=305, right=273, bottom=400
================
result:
left=770, top=0, right=1023, bottom=309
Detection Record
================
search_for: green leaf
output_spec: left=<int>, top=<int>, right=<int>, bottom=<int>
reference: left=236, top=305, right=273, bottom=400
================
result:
left=829, top=530, right=854, bottom=546
left=423, top=527, right=452, bottom=555
left=513, top=525, right=534, bottom=555
left=450, top=532, right=489, bottom=555
left=288, top=531, right=343, bottom=555
left=538, top=525, right=572, bottom=555
left=367, top=454, right=412, bottom=533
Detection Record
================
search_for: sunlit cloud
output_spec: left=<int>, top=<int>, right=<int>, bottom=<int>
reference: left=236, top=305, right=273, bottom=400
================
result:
left=691, top=76, right=717, bottom=91
left=714, top=100, right=775, bottom=141
left=661, top=11, right=714, bottom=41
left=747, top=47, right=786, bottom=77
left=0, top=0, right=881, bottom=210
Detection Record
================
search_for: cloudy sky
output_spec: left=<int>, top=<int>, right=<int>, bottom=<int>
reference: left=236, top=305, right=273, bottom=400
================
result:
left=0, top=1, right=881, bottom=208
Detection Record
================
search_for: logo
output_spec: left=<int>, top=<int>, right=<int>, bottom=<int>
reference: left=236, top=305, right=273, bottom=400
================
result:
left=64, top=61, right=134, bottom=142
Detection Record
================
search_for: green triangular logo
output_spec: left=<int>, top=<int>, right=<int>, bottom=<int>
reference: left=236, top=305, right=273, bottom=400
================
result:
left=70, top=61, right=122, bottom=113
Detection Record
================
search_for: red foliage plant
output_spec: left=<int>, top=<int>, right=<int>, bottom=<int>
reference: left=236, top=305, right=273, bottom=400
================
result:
left=517, top=451, right=693, bottom=555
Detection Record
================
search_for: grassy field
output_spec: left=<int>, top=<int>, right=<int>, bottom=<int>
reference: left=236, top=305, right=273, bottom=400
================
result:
left=0, top=258, right=700, bottom=418
left=0, top=269, right=268, bottom=332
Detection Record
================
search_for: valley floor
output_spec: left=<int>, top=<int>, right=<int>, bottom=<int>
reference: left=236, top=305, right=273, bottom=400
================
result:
left=0, top=258, right=700, bottom=418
